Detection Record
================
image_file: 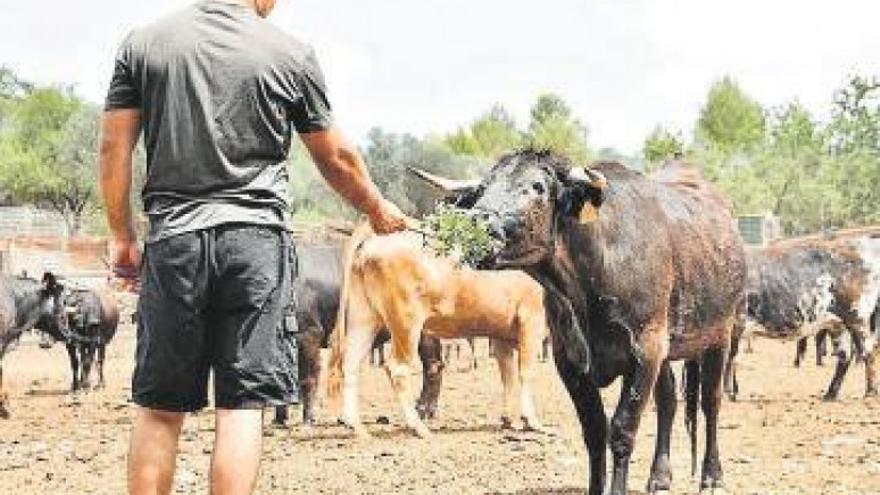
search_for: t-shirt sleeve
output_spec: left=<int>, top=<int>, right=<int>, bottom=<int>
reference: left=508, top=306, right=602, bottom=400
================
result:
left=290, top=48, right=334, bottom=133
left=104, top=32, right=141, bottom=111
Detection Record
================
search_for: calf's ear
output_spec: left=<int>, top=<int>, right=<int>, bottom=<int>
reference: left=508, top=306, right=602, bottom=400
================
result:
left=560, top=167, right=607, bottom=224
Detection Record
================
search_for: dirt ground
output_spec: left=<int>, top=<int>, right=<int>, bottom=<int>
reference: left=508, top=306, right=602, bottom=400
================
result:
left=1, top=322, right=879, bottom=495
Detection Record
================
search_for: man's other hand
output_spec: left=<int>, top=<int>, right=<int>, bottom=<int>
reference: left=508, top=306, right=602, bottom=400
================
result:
left=111, top=237, right=142, bottom=292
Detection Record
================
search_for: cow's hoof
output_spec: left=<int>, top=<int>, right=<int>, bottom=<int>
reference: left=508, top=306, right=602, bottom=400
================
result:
left=699, top=487, right=727, bottom=495
left=822, top=392, right=839, bottom=402
left=865, top=388, right=879, bottom=399
left=352, top=425, right=372, bottom=439
left=413, top=425, right=432, bottom=439
left=270, top=420, right=289, bottom=430
left=500, top=416, right=515, bottom=430
left=521, top=417, right=550, bottom=434
left=700, top=476, right=725, bottom=494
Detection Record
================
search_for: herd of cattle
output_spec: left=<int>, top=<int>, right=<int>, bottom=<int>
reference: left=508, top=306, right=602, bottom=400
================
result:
left=0, top=151, right=878, bottom=495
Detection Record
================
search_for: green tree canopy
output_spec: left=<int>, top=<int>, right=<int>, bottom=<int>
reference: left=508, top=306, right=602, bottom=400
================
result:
left=443, top=104, right=521, bottom=159
left=525, top=93, right=590, bottom=162
left=696, top=76, right=766, bottom=152
left=642, top=125, right=684, bottom=166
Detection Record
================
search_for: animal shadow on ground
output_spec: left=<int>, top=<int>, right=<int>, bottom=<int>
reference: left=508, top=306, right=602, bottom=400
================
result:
left=23, top=388, right=72, bottom=397
left=486, top=488, right=644, bottom=495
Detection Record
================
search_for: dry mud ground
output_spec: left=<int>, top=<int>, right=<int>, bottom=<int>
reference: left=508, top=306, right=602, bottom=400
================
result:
left=1, top=324, right=879, bottom=495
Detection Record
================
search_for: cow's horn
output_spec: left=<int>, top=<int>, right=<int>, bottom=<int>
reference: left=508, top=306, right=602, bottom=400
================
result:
left=407, top=167, right=481, bottom=193
left=569, top=167, right=607, bottom=189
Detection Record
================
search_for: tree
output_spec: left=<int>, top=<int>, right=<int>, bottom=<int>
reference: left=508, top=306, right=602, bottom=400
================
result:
left=642, top=125, right=684, bottom=166
left=525, top=93, right=590, bottom=162
left=828, top=75, right=880, bottom=155
left=0, top=84, right=100, bottom=234
left=696, top=76, right=765, bottom=153
left=443, top=104, right=521, bottom=159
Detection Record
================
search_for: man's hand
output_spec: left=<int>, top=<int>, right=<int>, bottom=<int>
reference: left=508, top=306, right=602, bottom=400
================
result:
left=366, top=198, right=410, bottom=235
left=300, top=128, right=409, bottom=234
left=111, top=236, right=142, bottom=292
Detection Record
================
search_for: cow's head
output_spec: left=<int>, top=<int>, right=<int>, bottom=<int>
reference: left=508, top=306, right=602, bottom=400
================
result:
left=411, top=150, right=607, bottom=268
left=38, top=272, right=69, bottom=339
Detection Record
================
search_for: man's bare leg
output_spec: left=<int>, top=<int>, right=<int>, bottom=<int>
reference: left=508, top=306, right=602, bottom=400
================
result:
left=128, top=407, right=186, bottom=495
left=211, top=408, right=264, bottom=495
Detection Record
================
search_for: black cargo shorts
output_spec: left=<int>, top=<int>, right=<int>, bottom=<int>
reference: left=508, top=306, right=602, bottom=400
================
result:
left=133, top=224, right=299, bottom=412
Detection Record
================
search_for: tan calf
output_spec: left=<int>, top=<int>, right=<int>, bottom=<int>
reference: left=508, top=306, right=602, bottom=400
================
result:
left=327, top=226, right=548, bottom=438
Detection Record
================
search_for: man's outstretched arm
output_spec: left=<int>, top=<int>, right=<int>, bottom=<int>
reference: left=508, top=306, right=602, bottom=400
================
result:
left=299, top=128, right=408, bottom=234
left=98, top=109, right=142, bottom=280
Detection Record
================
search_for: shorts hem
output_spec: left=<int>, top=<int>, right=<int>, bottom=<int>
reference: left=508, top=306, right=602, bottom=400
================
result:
left=133, top=396, right=208, bottom=413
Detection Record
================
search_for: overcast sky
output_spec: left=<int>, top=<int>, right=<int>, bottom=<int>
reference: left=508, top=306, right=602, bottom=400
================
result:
left=2, top=0, right=878, bottom=154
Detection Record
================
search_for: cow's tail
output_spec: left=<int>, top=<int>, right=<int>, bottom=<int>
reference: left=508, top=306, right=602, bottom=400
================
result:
left=684, top=360, right=701, bottom=478
left=326, top=221, right=374, bottom=399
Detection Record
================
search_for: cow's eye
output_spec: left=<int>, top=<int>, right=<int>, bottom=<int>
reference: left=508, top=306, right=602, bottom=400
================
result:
left=531, top=182, right=545, bottom=195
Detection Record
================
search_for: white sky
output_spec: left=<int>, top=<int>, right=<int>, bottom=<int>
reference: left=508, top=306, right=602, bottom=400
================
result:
left=1, top=0, right=878, bottom=154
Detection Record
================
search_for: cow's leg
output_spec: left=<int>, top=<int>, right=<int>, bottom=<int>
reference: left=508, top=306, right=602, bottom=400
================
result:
left=468, top=337, right=478, bottom=370
left=66, top=344, right=80, bottom=392
left=647, top=361, right=676, bottom=493
left=824, top=331, right=852, bottom=401
left=81, top=343, right=97, bottom=391
left=383, top=319, right=430, bottom=438
left=724, top=330, right=741, bottom=401
left=0, top=363, right=8, bottom=419
left=700, top=346, right=728, bottom=492
left=299, top=327, right=323, bottom=427
left=95, top=345, right=107, bottom=389
left=608, top=331, right=664, bottom=495
left=816, top=329, right=828, bottom=367
left=553, top=344, right=607, bottom=495
left=416, top=336, right=444, bottom=420
left=492, top=339, right=518, bottom=430
left=794, top=337, right=807, bottom=368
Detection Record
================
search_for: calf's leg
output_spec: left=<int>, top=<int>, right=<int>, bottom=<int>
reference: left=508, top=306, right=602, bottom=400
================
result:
left=517, top=320, right=545, bottom=431
left=384, top=322, right=431, bottom=438
left=647, top=361, right=676, bottom=493
left=493, top=339, right=518, bottom=430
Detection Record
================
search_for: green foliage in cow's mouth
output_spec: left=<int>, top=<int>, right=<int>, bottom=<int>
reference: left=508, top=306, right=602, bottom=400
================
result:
left=423, top=205, right=500, bottom=268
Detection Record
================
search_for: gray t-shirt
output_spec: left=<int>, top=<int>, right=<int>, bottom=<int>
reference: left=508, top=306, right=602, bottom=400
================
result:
left=106, top=0, right=333, bottom=243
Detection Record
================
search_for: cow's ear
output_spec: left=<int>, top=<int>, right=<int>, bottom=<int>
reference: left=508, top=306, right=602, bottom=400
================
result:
left=42, top=272, right=57, bottom=291
left=560, top=167, right=607, bottom=224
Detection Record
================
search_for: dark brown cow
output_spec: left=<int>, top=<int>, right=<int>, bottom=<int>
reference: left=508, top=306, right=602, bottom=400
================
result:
left=419, top=152, right=746, bottom=495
